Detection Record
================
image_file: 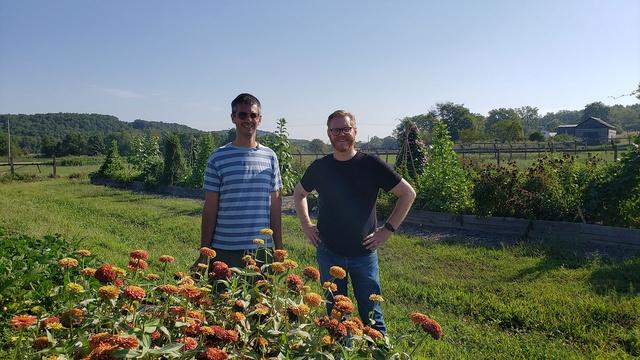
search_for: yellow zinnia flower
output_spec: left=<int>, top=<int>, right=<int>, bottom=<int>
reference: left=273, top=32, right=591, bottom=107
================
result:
left=66, top=282, right=85, bottom=293
left=259, top=228, right=273, bottom=236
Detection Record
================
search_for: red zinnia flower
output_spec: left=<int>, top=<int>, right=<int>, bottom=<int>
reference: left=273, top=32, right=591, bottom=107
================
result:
left=197, top=347, right=228, bottom=360
left=159, top=255, right=175, bottom=263
left=273, top=249, right=288, bottom=261
left=209, top=261, right=231, bottom=280
left=95, top=263, right=119, bottom=284
left=287, top=274, right=304, bottom=293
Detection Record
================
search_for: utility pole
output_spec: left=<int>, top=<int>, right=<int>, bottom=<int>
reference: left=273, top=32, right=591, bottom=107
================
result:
left=7, top=117, right=13, bottom=175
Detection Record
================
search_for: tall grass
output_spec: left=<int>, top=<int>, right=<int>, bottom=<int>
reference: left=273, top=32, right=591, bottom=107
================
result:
left=0, top=179, right=638, bottom=358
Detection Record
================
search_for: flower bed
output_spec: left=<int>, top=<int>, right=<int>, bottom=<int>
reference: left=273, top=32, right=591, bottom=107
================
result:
left=6, top=230, right=441, bottom=359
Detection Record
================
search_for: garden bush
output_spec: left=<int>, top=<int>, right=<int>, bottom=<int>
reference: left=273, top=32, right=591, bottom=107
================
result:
left=415, top=121, right=473, bottom=213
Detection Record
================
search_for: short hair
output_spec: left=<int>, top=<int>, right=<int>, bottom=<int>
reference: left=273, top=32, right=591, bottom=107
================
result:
left=327, top=110, right=356, bottom=128
left=231, top=93, right=261, bottom=113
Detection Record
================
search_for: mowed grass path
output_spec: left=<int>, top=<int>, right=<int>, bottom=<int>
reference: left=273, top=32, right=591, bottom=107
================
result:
left=1, top=179, right=639, bottom=358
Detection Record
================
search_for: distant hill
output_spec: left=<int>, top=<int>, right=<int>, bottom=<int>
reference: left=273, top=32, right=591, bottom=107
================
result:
left=0, top=112, right=287, bottom=154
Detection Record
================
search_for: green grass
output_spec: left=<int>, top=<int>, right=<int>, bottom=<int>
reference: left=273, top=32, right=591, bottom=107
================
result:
left=1, top=179, right=639, bottom=358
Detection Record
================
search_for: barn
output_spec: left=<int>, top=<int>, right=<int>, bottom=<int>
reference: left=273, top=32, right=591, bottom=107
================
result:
left=555, top=117, right=616, bottom=144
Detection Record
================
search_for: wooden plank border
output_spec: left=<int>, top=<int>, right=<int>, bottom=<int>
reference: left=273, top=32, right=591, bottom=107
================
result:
left=405, top=210, right=640, bottom=248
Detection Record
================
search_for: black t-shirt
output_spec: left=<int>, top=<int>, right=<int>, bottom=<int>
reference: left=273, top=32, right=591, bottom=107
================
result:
left=300, top=152, right=401, bottom=257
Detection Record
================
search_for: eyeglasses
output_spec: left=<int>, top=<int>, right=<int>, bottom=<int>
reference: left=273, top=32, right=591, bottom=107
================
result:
left=235, top=111, right=260, bottom=120
left=329, top=126, right=353, bottom=136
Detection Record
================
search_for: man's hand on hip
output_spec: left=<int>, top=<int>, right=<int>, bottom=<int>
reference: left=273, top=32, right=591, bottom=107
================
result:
left=362, top=227, right=392, bottom=250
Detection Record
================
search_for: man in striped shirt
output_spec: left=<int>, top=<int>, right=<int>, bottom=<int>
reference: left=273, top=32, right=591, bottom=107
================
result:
left=191, top=93, right=283, bottom=270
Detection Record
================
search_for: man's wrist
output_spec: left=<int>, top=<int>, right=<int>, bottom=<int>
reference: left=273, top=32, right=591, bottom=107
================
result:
left=383, top=222, right=396, bottom=233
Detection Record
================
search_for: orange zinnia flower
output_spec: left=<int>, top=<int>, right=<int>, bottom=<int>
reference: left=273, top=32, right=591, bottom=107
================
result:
left=200, top=247, right=217, bottom=258
left=303, top=292, right=323, bottom=307
left=273, top=249, right=288, bottom=261
left=303, top=266, right=320, bottom=281
left=128, top=258, right=148, bottom=270
left=333, top=295, right=354, bottom=314
left=271, top=262, right=286, bottom=273
left=58, top=258, right=79, bottom=268
left=158, top=284, right=180, bottom=294
left=177, top=336, right=198, bottom=350
left=363, top=326, right=384, bottom=340
left=130, top=250, right=149, bottom=260
left=159, top=255, right=175, bottom=263
left=322, top=281, right=337, bottom=292
left=123, top=285, right=146, bottom=301
left=231, top=312, right=246, bottom=322
left=146, top=273, right=160, bottom=280
left=116, top=335, right=139, bottom=349
left=10, top=314, right=37, bottom=329
left=329, top=266, right=346, bottom=279
left=76, top=249, right=91, bottom=257
left=81, top=267, right=97, bottom=277
left=283, top=259, right=298, bottom=269
left=410, top=312, right=443, bottom=339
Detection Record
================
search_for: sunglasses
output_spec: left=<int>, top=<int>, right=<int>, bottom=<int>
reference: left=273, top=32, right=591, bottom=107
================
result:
left=329, top=126, right=353, bottom=136
left=235, top=111, right=260, bottom=120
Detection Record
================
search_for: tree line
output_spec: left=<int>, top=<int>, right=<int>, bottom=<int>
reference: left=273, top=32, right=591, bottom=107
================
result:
left=1, top=98, right=639, bottom=157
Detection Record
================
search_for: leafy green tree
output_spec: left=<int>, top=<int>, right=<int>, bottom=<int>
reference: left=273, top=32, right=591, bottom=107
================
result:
left=381, top=136, right=398, bottom=150
left=96, top=140, right=125, bottom=178
left=40, top=136, right=60, bottom=157
left=87, top=134, right=106, bottom=155
left=427, top=102, right=479, bottom=141
left=0, top=133, right=22, bottom=157
left=186, top=134, right=216, bottom=188
left=394, top=118, right=427, bottom=180
left=516, top=106, right=540, bottom=135
left=492, top=120, right=524, bottom=142
left=161, top=133, right=189, bottom=185
left=260, top=118, right=298, bottom=195
left=309, top=138, right=327, bottom=153
left=582, top=101, right=609, bottom=121
left=129, top=134, right=163, bottom=183
left=415, top=121, right=473, bottom=213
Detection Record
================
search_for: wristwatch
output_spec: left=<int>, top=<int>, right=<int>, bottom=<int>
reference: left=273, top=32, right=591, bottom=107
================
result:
left=383, top=222, right=396, bottom=233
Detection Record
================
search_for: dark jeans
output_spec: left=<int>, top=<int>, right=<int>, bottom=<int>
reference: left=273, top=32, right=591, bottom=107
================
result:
left=316, top=243, right=386, bottom=334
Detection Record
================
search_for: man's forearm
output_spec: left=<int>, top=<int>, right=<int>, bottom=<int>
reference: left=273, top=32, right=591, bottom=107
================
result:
left=270, top=194, right=283, bottom=249
left=293, top=190, right=313, bottom=227
left=386, top=194, right=414, bottom=229
left=201, top=213, right=215, bottom=248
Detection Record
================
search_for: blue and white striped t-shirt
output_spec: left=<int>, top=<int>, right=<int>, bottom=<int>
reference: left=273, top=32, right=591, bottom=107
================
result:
left=203, top=143, right=282, bottom=250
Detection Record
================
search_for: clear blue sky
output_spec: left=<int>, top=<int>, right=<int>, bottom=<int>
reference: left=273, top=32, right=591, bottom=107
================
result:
left=1, top=0, right=638, bottom=140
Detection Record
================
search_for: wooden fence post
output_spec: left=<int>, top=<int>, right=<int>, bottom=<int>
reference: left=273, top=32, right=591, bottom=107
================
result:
left=53, top=155, right=57, bottom=177
left=612, top=140, right=618, bottom=162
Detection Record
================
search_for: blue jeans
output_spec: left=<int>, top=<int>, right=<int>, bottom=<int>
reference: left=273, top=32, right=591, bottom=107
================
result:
left=316, top=243, right=386, bottom=334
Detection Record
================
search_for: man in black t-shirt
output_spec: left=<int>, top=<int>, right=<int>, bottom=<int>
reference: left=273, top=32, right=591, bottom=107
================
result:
left=293, top=110, right=416, bottom=334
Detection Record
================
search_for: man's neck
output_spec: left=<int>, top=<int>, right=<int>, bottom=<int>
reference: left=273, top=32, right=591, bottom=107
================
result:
left=332, top=148, right=357, bottom=161
left=233, top=136, right=257, bottom=148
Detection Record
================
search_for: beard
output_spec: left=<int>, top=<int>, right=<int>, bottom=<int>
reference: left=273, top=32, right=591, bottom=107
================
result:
left=330, top=135, right=355, bottom=152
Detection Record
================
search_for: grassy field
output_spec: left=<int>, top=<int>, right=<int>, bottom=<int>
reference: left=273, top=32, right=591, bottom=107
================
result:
left=1, top=179, right=639, bottom=358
